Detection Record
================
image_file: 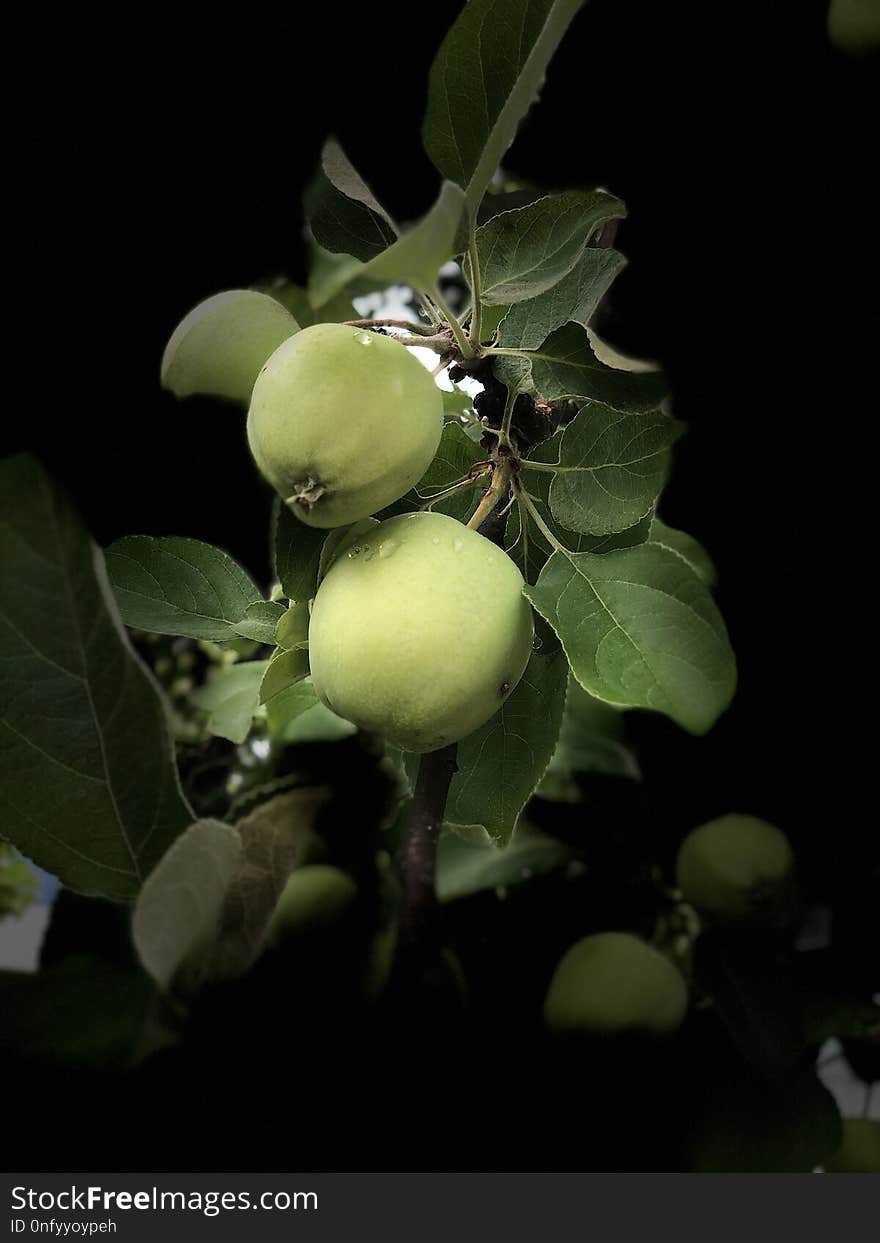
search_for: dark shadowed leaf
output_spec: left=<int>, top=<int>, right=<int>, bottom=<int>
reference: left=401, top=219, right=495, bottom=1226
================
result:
left=423, top=0, right=585, bottom=215
left=272, top=499, right=327, bottom=604
left=0, top=455, right=192, bottom=900
left=445, top=649, right=569, bottom=846
left=132, top=819, right=243, bottom=992
left=436, top=822, right=571, bottom=902
left=306, top=138, right=398, bottom=261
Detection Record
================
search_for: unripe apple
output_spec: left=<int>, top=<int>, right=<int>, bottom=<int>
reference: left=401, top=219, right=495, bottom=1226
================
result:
left=823, top=1118, right=880, bottom=1172
left=308, top=511, right=535, bottom=752
left=675, top=814, right=795, bottom=921
left=266, top=865, right=357, bottom=943
left=247, top=323, right=443, bottom=527
left=543, top=931, right=688, bottom=1036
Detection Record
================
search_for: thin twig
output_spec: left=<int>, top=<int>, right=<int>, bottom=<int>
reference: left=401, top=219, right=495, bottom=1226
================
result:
left=466, top=456, right=514, bottom=531
left=342, top=318, right=437, bottom=335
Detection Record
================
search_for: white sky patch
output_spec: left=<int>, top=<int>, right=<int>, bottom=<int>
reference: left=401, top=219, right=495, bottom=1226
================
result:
left=352, top=284, right=484, bottom=403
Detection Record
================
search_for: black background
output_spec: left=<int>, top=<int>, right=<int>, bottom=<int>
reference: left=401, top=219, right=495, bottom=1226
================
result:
left=5, top=0, right=878, bottom=1169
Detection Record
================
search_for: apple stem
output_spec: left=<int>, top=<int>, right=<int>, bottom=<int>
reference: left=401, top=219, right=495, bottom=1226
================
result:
left=397, top=742, right=458, bottom=951
left=466, top=455, right=514, bottom=531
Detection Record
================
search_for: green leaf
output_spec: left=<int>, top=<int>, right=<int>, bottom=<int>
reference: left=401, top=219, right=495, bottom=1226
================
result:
left=0, top=957, right=156, bottom=1069
left=274, top=601, right=310, bottom=650
left=105, top=535, right=264, bottom=641
left=272, top=499, right=327, bottom=603
left=524, top=541, right=736, bottom=734
left=191, top=660, right=270, bottom=744
left=308, top=182, right=466, bottom=305
left=132, top=819, right=243, bottom=993
left=266, top=678, right=357, bottom=745
left=497, top=248, right=627, bottom=349
left=259, top=647, right=311, bottom=705
left=208, top=788, right=330, bottom=978
left=538, top=674, right=640, bottom=795
left=232, top=600, right=286, bottom=645
left=651, top=518, right=717, bottom=588
left=507, top=432, right=652, bottom=584
left=160, top=289, right=298, bottom=403
left=0, top=455, right=192, bottom=901
left=475, top=191, right=626, bottom=305
left=423, top=0, right=585, bottom=216
left=494, top=323, right=666, bottom=412
left=255, top=276, right=357, bottom=327
left=539, top=402, right=684, bottom=536
left=436, top=822, right=571, bottom=902
left=445, top=650, right=569, bottom=846
left=364, top=181, right=466, bottom=290
left=306, top=138, right=398, bottom=261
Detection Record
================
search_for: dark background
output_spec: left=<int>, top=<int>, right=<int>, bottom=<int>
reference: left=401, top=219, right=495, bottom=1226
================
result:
left=4, top=0, right=877, bottom=1168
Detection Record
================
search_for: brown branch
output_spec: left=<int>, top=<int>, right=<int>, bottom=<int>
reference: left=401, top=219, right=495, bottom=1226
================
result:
left=397, top=742, right=458, bottom=951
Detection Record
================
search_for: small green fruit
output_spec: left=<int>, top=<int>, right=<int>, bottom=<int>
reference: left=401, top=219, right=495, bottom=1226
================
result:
left=823, top=1118, right=880, bottom=1173
left=308, top=511, right=534, bottom=752
left=675, top=814, right=794, bottom=921
left=267, top=865, right=357, bottom=943
left=247, top=323, right=443, bottom=527
left=543, top=931, right=688, bottom=1036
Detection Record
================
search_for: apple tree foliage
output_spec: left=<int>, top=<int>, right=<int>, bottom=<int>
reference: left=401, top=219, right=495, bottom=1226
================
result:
left=1, top=0, right=875, bottom=1171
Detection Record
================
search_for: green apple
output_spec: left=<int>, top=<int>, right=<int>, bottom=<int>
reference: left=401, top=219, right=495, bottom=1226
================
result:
left=308, top=511, right=534, bottom=752
left=247, top=323, right=443, bottom=527
left=266, top=865, right=357, bottom=943
left=827, top=0, right=880, bottom=56
left=675, top=814, right=794, bottom=921
left=161, top=289, right=298, bottom=403
left=543, top=931, right=688, bottom=1036
left=823, top=1118, right=880, bottom=1172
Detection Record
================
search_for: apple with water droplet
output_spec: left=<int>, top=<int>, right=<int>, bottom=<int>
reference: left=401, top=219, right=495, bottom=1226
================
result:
left=247, top=322, right=443, bottom=527
left=308, top=511, right=535, bottom=752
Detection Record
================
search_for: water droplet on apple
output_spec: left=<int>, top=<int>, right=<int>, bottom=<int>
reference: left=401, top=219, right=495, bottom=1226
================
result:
left=378, top=540, right=399, bottom=559
left=362, top=544, right=375, bottom=561
left=431, top=537, right=440, bottom=545
left=356, top=332, right=372, bottom=346
left=453, top=537, right=463, bottom=552
left=347, top=545, right=363, bottom=559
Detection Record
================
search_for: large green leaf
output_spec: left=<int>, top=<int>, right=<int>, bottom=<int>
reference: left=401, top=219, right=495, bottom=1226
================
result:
left=423, top=0, right=585, bottom=216
left=445, top=649, right=568, bottom=846
left=233, top=599, right=287, bottom=645
left=475, top=191, right=625, bottom=305
left=132, top=819, right=243, bottom=993
left=306, top=138, right=398, bottom=261
left=436, top=822, right=571, bottom=902
left=105, top=535, right=264, bottom=641
left=160, top=289, right=298, bottom=403
left=525, top=541, right=736, bottom=734
left=494, top=323, right=667, bottom=412
left=497, top=248, right=627, bottom=349
left=272, top=499, right=327, bottom=604
left=0, top=456, right=192, bottom=900
left=538, top=402, right=684, bottom=536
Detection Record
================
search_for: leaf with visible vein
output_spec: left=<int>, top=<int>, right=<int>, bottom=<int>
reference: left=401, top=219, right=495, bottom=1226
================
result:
left=0, top=455, right=192, bottom=900
left=475, top=191, right=625, bottom=305
left=494, top=322, right=666, bottom=412
left=445, top=650, right=569, bottom=846
left=105, top=535, right=264, bottom=641
left=524, top=541, right=736, bottom=734
left=423, top=0, right=585, bottom=216
left=497, top=248, right=627, bottom=349
left=545, top=402, right=684, bottom=536
left=306, top=138, right=398, bottom=261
